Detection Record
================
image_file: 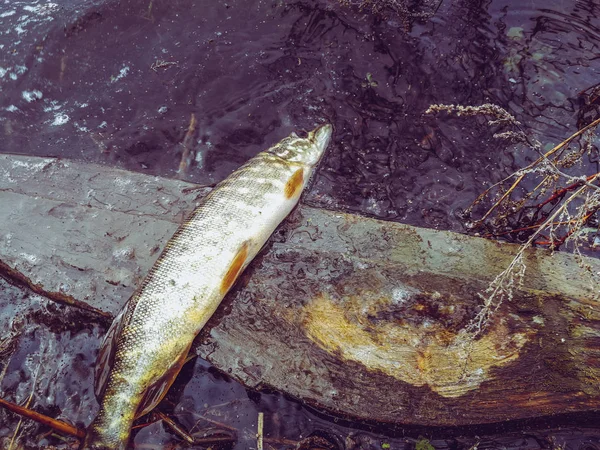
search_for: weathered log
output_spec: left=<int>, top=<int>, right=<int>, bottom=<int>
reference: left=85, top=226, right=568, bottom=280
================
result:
left=0, top=154, right=209, bottom=316
left=1, top=154, right=599, bottom=426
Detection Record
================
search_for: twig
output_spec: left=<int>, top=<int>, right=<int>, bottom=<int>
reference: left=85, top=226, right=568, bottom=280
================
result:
left=186, top=408, right=239, bottom=433
left=176, top=406, right=298, bottom=447
left=156, top=411, right=194, bottom=444
left=468, top=177, right=597, bottom=334
left=264, top=436, right=299, bottom=446
left=131, top=414, right=161, bottom=431
left=0, top=397, right=85, bottom=439
left=528, top=117, right=600, bottom=171
left=178, top=113, right=198, bottom=178
left=8, top=349, right=45, bottom=450
left=257, top=412, right=264, bottom=450
left=537, top=207, right=599, bottom=249
left=483, top=216, right=597, bottom=239
left=468, top=117, right=600, bottom=224
left=478, top=172, right=526, bottom=223
left=475, top=118, right=600, bottom=224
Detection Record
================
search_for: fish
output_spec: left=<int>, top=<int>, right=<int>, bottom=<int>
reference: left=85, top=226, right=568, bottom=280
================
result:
left=82, top=124, right=333, bottom=449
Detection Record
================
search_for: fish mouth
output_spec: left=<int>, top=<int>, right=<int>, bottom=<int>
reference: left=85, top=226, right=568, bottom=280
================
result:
left=310, top=123, right=333, bottom=164
left=312, top=123, right=333, bottom=149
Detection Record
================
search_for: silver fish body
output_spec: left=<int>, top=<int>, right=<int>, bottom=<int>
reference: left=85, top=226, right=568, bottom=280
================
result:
left=82, top=124, right=332, bottom=449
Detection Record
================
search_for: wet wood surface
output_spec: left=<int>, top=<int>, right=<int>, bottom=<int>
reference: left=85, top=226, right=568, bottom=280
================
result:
left=1, top=154, right=599, bottom=426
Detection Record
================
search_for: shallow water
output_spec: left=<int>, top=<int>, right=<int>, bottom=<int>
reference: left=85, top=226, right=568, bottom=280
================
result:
left=1, top=0, right=600, bottom=447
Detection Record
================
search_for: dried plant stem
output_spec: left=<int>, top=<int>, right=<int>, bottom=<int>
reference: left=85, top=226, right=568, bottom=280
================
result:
left=8, top=354, right=45, bottom=450
left=0, top=395, right=302, bottom=448
left=187, top=409, right=238, bottom=434
left=178, top=113, right=198, bottom=178
left=530, top=117, right=600, bottom=166
left=156, top=411, right=194, bottom=444
left=430, top=102, right=600, bottom=338
left=537, top=207, right=599, bottom=248
left=533, top=173, right=599, bottom=211
left=479, top=173, right=526, bottom=223
left=257, top=412, right=264, bottom=450
left=531, top=175, right=553, bottom=195
left=484, top=216, right=596, bottom=239
left=468, top=178, right=596, bottom=334
left=0, top=397, right=85, bottom=439
left=464, top=117, right=600, bottom=225
left=475, top=118, right=600, bottom=224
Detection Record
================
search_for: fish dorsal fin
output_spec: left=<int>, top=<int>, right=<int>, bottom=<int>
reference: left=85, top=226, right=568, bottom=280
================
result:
left=94, top=306, right=126, bottom=400
left=94, top=301, right=132, bottom=400
left=134, top=343, right=192, bottom=418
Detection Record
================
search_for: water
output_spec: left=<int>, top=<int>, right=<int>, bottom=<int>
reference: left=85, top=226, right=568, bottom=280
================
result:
left=1, top=0, right=599, bottom=447
left=2, top=0, right=598, bottom=228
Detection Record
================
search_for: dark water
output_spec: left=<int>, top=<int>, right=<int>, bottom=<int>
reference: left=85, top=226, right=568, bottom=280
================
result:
left=1, top=0, right=600, bottom=448
left=2, top=0, right=598, bottom=228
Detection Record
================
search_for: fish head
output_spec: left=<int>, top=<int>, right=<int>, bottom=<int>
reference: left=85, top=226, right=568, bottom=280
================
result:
left=270, top=123, right=332, bottom=166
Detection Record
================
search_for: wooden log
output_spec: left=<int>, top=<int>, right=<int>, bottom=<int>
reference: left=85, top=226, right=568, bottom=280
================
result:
left=1, top=154, right=599, bottom=426
left=0, top=154, right=209, bottom=316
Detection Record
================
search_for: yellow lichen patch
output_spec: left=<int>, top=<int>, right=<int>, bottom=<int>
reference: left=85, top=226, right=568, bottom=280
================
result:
left=571, top=325, right=600, bottom=339
left=302, top=293, right=532, bottom=398
left=284, top=167, right=304, bottom=199
left=220, top=242, right=249, bottom=295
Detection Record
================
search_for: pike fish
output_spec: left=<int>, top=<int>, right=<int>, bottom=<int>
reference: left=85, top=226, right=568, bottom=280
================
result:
left=83, top=124, right=332, bottom=449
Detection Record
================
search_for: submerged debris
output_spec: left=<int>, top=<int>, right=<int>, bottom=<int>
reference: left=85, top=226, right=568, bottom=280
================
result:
left=338, top=0, right=442, bottom=29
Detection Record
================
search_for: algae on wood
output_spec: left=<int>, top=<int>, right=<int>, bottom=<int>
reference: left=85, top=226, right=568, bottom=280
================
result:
left=1, top=154, right=599, bottom=426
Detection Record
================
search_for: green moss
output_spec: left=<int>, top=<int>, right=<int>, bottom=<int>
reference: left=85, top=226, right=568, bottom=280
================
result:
left=362, top=72, right=378, bottom=88
left=416, top=438, right=435, bottom=450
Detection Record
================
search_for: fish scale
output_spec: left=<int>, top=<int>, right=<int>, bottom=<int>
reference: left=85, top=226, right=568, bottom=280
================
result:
left=82, top=124, right=332, bottom=449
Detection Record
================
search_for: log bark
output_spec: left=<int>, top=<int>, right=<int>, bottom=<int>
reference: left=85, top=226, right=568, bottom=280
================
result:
left=1, top=154, right=599, bottom=426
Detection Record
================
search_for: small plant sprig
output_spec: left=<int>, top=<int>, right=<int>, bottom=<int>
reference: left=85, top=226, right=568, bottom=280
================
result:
left=426, top=103, right=600, bottom=252
left=427, top=102, right=600, bottom=335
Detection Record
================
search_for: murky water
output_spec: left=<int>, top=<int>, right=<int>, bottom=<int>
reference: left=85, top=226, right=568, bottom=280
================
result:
left=1, top=0, right=600, bottom=448
left=3, top=0, right=599, bottom=228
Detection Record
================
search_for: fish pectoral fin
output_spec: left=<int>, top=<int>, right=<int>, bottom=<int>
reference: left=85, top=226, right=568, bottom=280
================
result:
left=134, top=343, right=192, bottom=419
left=219, top=240, right=250, bottom=295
